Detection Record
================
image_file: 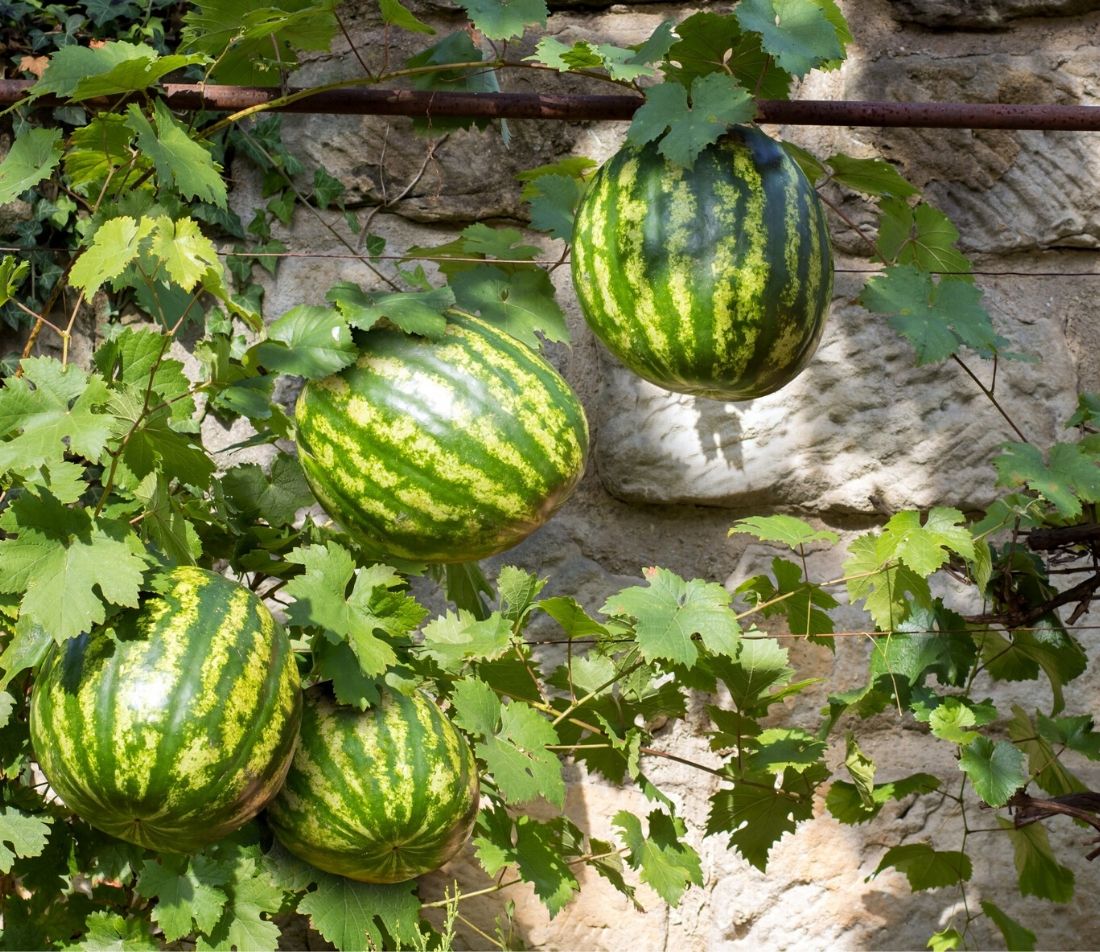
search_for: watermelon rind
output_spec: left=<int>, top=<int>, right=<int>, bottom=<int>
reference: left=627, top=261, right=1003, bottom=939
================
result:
left=571, top=125, right=834, bottom=401
left=29, top=566, right=302, bottom=854
left=266, top=686, right=480, bottom=884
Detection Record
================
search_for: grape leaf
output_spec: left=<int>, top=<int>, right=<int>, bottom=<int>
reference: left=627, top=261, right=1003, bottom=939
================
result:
left=254, top=305, right=357, bottom=378
left=197, top=851, right=283, bottom=952
left=993, top=441, right=1100, bottom=518
left=880, top=508, right=975, bottom=576
left=706, top=766, right=823, bottom=871
left=844, top=530, right=933, bottom=631
left=0, top=496, right=147, bottom=642
left=736, top=557, right=837, bottom=642
left=0, top=256, right=28, bottom=308
left=136, top=855, right=229, bottom=942
left=71, top=52, right=207, bottom=101
left=729, top=514, right=839, bottom=549
left=663, top=11, right=793, bottom=99
left=298, top=871, right=421, bottom=951
left=716, top=635, right=793, bottom=711
left=1009, top=707, right=1086, bottom=797
left=0, top=807, right=51, bottom=873
left=0, top=128, right=63, bottom=205
left=826, top=154, right=918, bottom=198
left=627, top=75, right=755, bottom=169
left=860, top=265, right=1003, bottom=365
left=614, top=810, right=703, bottom=905
left=825, top=772, right=940, bottom=824
left=147, top=216, right=220, bottom=292
left=76, top=911, right=154, bottom=950
left=405, top=32, right=501, bottom=135
left=181, top=0, right=338, bottom=86
left=125, top=101, right=227, bottom=207
left=0, top=358, right=114, bottom=474
left=1000, top=818, right=1075, bottom=902
left=70, top=216, right=157, bottom=299
left=744, top=727, right=826, bottom=775
left=450, top=266, right=568, bottom=350
left=981, top=899, right=1036, bottom=952
left=326, top=282, right=453, bottom=338
left=528, top=37, right=656, bottom=82
left=1037, top=712, right=1100, bottom=761
left=873, top=844, right=972, bottom=891
left=877, top=199, right=972, bottom=274
left=285, top=544, right=425, bottom=676
left=496, top=565, right=546, bottom=624
left=959, top=737, right=1026, bottom=807
left=520, top=172, right=586, bottom=241
left=451, top=677, right=564, bottom=806
left=928, top=928, right=964, bottom=952
left=220, top=455, right=313, bottom=527
left=536, top=596, right=610, bottom=640
left=843, top=731, right=876, bottom=807
left=378, top=0, right=434, bottom=34
left=735, top=0, right=845, bottom=76
left=460, top=0, right=547, bottom=40
left=0, top=691, right=13, bottom=728
left=602, top=566, right=741, bottom=667
left=421, top=610, right=512, bottom=671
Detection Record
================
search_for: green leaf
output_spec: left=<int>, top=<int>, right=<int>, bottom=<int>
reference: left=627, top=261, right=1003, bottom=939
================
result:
left=1008, top=707, right=1086, bottom=797
left=0, top=128, right=62, bottom=205
left=451, top=678, right=564, bottom=806
left=405, top=32, right=501, bottom=133
left=221, top=455, right=314, bottom=527
left=421, top=610, right=512, bottom=671
left=0, top=621, right=52, bottom=688
left=521, top=172, right=587, bottom=241
left=0, top=256, right=29, bottom=309
left=378, top=0, right=435, bottom=33
left=254, top=305, right=356, bottom=378
left=959, top=737, right=1027, bottom=807
left=736, top=557, right=837, bottom=642
left=735, top=0, right=845, bottom=76
left=69, top=216, right=157, bottom=299
left=927, top=928, right=964, bottom=951
left=843, top=530, right=932, bottom=631
left=916, top=695, right=997, bottom=746
left=663, top=11, right=792, bottom=99
left=147, top=216, right=221, bottom=292
left=459, top=0, right=547, bottom=40
left=860, top=265, right=1003, bottom=365
left=602, top=567, right=741, bottom=667
left=0, top=807, right=51, bottom=873
left=0, top=498, right=147, bottom=643
left=0, top=691, right=13, bottom=729
left=326, top=282, right=453, bottom=338
left=706, top=766, right=823, bottom=871
left=71, top=52, right=207, bottom=101
left=285, top=544, right=425, bottom=676
left=717, top=635, right=793, bottom=711
left=536, top=596, right=610, bottom=640
left=527, top=38, right=656, bottom=82
left=1001, top=818, right=1075, bottom=902
left=980, top=899, right=1036, bottom=952
left=627, top=75, right=756, bottom=169
left=1038, top=711, right=1100, bottom=760
left=877, top=199, right=972, bottom=274
left=993, top=441, right=1100, bottom=518
left=843, top=731, right=876, bottom=807
left=75, top=911, right=153, bottom=951
left=881, top=508, right=975, bottom=575
left=825, top=772, right=940, bottom=824
left=125, top=100, right=228, bottom=207
left=136, top=855, right=229, bottom=942
left=198, top=849, right=284, bottom=952
left=872, top=843, right=972, bottom=891
left=298, top=871, right=422, bottom=951
left=496, top=565, right=546, bottom=625
left=614, top=810, right=703, bottom=906
left=729, top=514, right=839, bottom=549
left=745, top=727, right=826, bottom=774
left=450, top=266, right=569, bottom=350
left=0, top=358, right=114, bottom=474
left=827, top=154, right=918, bottom=198
left=181, top=0, right=339, bottom=86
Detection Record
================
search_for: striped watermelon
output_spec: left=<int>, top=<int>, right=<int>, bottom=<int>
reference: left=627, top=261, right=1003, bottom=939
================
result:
left=294, top=312, right=588, bottom=563
left=266, top=686, right=479, bottom=883
left=29, top=566, right=302, bottom=854
left=571, top=125, right=833, bottom=400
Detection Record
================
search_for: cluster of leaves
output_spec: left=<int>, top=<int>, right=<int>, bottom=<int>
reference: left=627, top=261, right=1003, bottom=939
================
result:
left=0, top=1, right=1098, bottom=951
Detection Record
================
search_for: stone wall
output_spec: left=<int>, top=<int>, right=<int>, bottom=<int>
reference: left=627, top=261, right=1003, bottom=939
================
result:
left=237, top=1, right=1100, bottom=948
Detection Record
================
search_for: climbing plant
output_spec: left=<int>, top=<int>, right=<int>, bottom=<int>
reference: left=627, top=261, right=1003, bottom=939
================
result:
left=0, top=1, right=1097, bottom=949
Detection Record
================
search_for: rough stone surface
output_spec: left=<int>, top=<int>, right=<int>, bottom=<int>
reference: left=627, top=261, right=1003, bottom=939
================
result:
left=888, top=0, right=1100, bottom=28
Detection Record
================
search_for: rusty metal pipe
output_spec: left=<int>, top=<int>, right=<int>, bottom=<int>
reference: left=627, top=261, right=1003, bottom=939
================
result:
left=4, top=79, right=1100, bottom=129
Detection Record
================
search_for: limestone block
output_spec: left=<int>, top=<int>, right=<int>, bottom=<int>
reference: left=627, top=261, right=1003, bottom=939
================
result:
left=593, top=261, right=1084, bottom=514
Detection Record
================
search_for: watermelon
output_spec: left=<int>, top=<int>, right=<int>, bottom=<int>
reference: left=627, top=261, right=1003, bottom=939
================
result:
left=266, top=686, right=479, bottom=883
left=29, top=566, right=302, bottom=854
left=571, top=125, right=833, bottom=400
left=294, top=312, right=588, bottom=563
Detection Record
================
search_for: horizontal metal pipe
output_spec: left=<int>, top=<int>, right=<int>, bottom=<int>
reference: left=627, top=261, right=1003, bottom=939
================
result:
left=4, top=78, right=1100, bottom=129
